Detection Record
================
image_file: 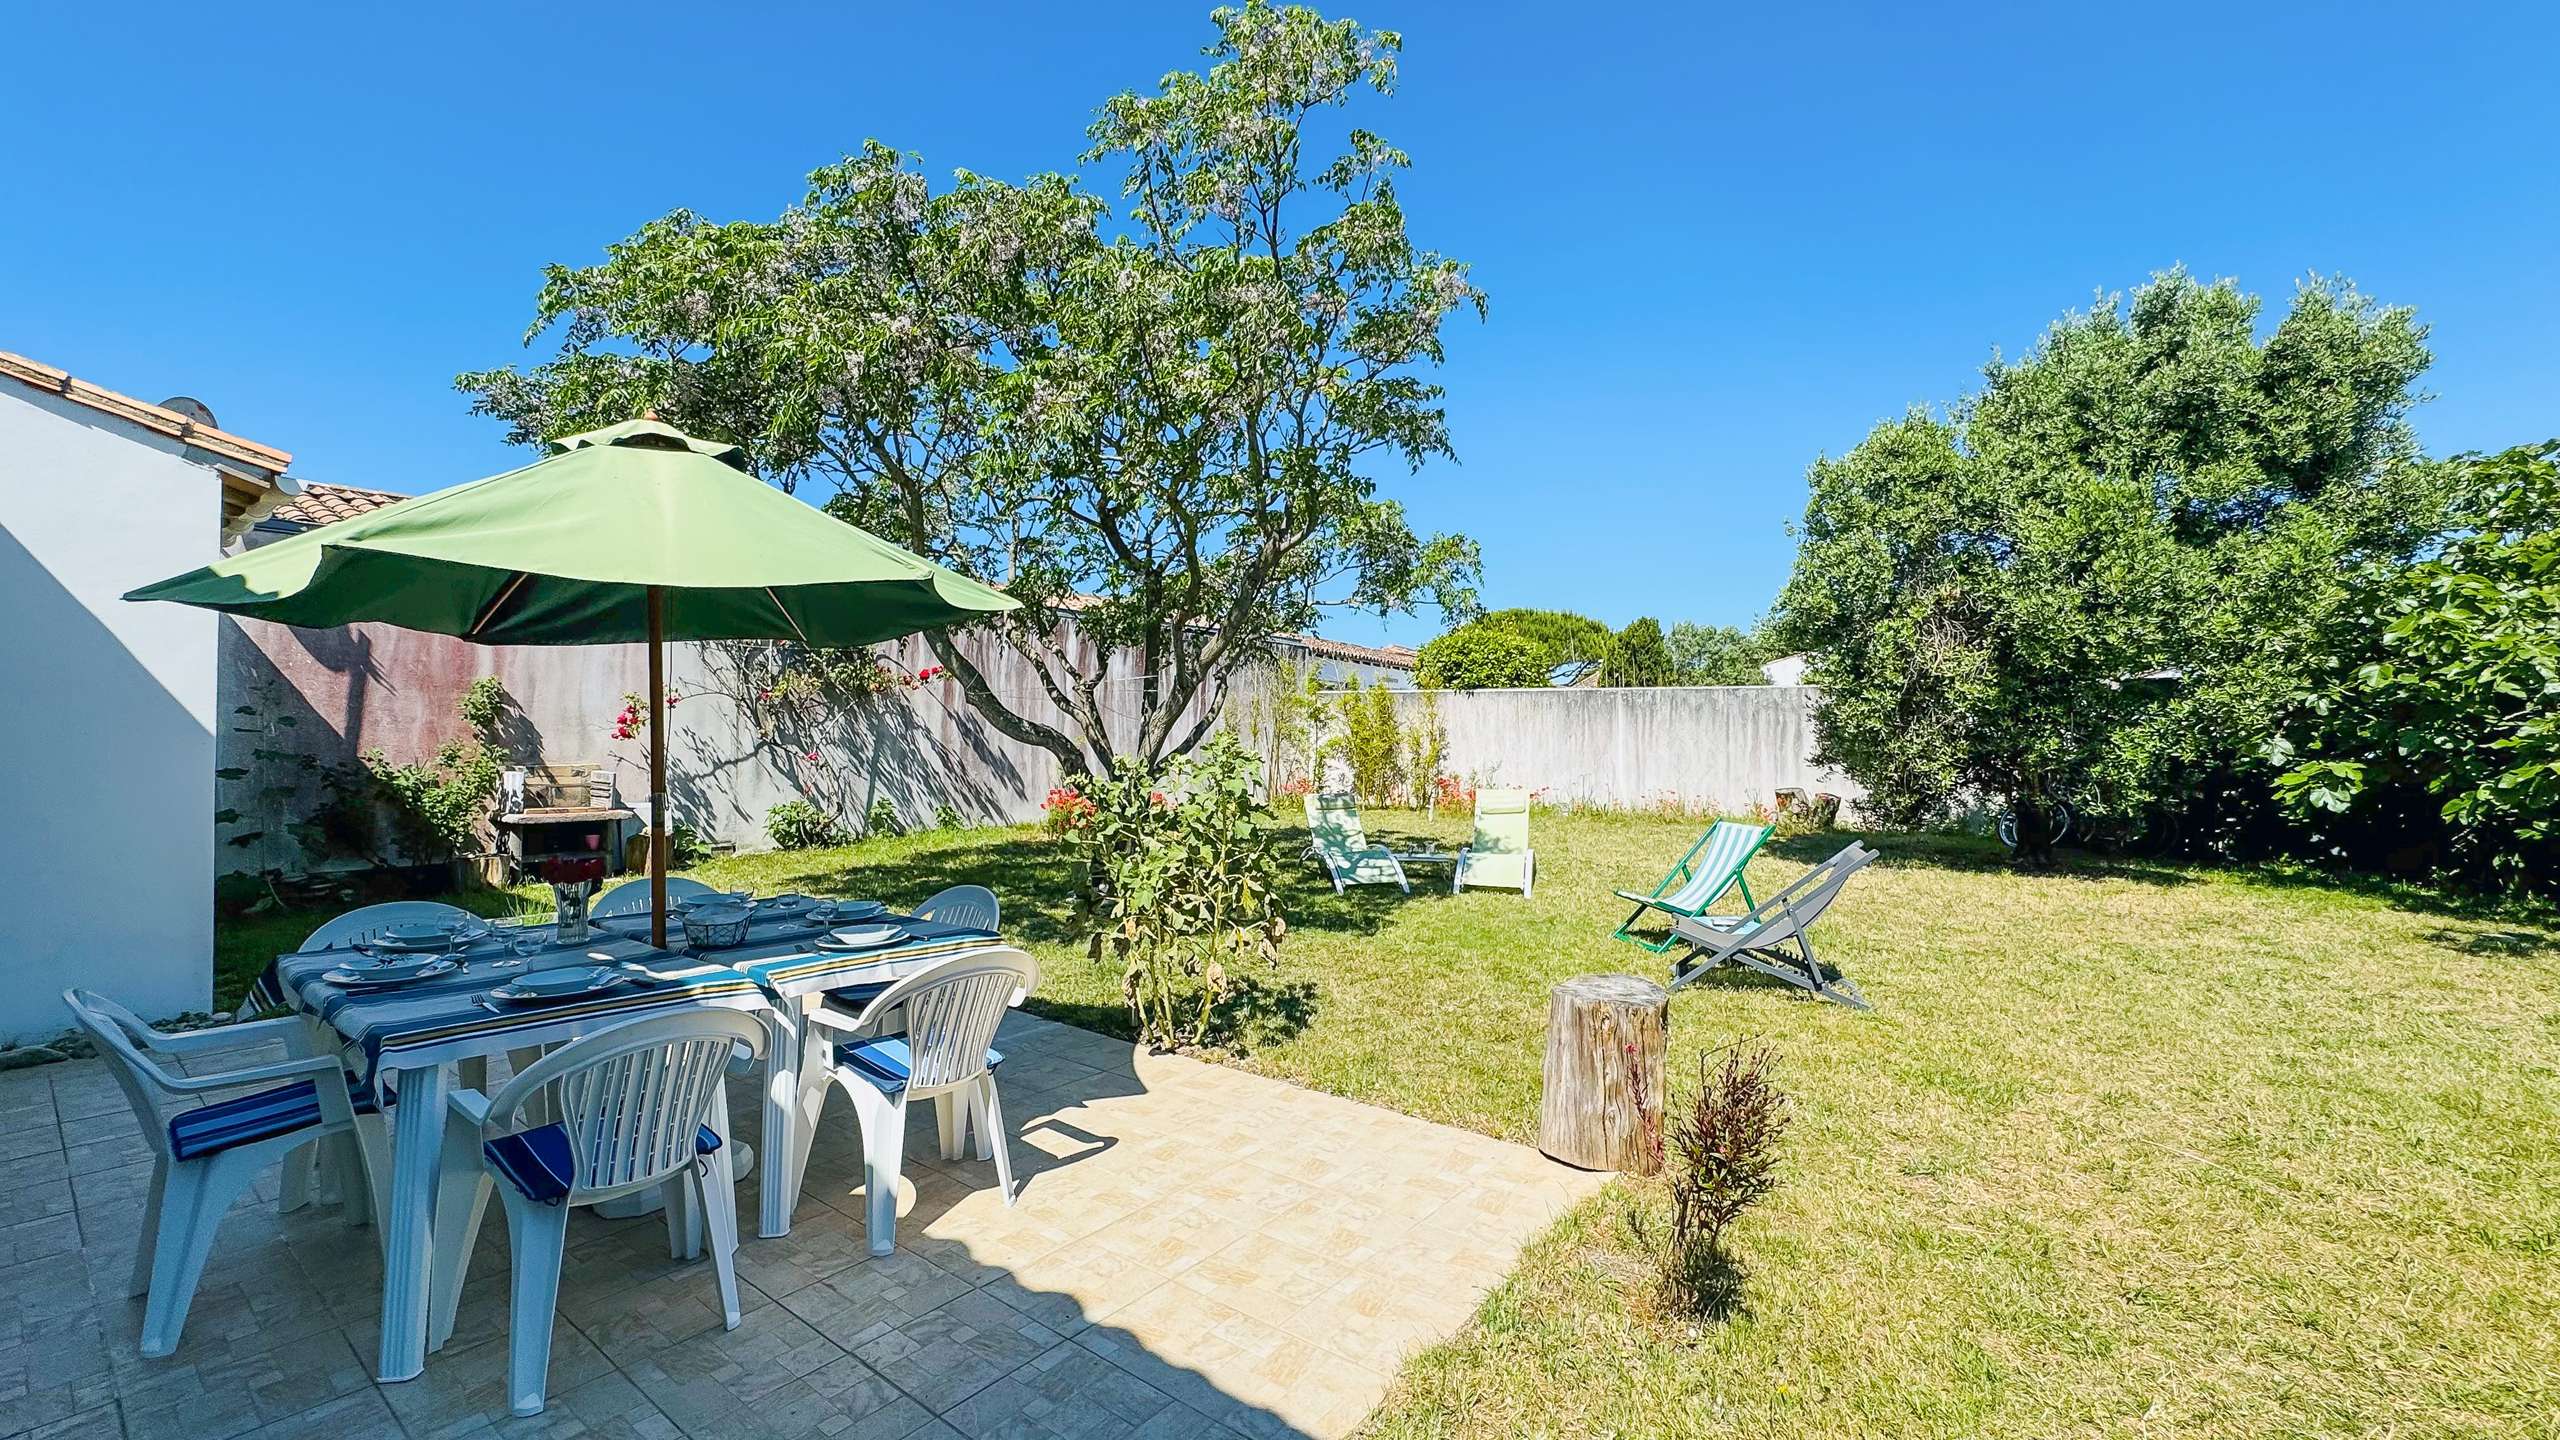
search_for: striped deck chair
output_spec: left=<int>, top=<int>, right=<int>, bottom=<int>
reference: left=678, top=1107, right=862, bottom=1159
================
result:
left=1611, top=820, right=1773, bottom=951
left=1668, top=841, right=1878, bottom=1009
left=1304, top=793, right=1410, bottom=894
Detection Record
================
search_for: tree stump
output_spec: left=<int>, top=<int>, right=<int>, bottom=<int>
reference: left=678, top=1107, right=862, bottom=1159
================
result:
left=1539, top=974, right=1669, bottom=1175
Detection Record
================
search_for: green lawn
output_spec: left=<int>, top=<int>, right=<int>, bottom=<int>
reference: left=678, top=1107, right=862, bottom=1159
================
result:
left=215, top=812, right=2560, bottom=1438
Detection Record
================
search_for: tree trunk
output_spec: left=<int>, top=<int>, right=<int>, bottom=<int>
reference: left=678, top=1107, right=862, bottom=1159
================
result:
left=1539, top=974, right=1669, bottom=1175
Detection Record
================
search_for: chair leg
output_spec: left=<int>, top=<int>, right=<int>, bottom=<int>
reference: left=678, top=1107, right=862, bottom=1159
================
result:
left=141, top=1150, right=258, bottom=1358
left=495, top=1189, right=572, bottom=1417
left=786, top=1069, right=828, bottom=1210
left=428, top=1132, right=496, bottom=1353
left=663, top=1175, right=702, bottom=1260
left=935, top=1092, right=966, bottom=1162
left=127, top=1155, right=168, bottom=1299
left=278, top=1139, right=323, bottom=1213
left=975, top=1076, right=1016, bottom=1206
left=695, top=1154, right=743, bottom=1329
left=842, top=1079, right=908, bottom=1256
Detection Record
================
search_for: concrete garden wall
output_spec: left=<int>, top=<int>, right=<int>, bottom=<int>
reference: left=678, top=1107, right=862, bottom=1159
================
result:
left=1390, top=684, right=1863, bottom=818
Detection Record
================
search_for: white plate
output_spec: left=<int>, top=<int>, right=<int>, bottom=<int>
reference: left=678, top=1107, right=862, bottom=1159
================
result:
left=487, top=966, right=631, bottom=1004
left=324, top=958, right=459, bottom=989
left=757, top=893, right=814, bottom=914
left=816, top=923, right=903, bottom=951
left=830, top=900, right=887, bottom=921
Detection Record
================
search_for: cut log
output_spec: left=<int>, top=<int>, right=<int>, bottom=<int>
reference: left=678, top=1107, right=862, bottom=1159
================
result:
left=1538, top=973, right=1669, bottom=1175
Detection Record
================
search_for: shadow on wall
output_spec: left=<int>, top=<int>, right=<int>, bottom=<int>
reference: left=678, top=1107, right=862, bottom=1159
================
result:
left=0, top=524, right=213, bottom=1029
left=668, top=643, right=1034, bottom=848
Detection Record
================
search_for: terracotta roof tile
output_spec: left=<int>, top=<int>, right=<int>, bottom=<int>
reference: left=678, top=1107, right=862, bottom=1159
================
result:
left=267, top=480, right=407, bottom=529
left=0, top=349, right=291, bottom=473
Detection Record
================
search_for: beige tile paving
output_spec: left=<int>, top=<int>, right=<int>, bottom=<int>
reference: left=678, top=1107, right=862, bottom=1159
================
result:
left=0, top=1013, right=1599, bottom=1440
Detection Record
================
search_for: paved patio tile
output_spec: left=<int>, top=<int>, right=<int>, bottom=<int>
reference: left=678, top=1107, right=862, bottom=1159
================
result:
left=0, top=1026, right=1598, bottom=1439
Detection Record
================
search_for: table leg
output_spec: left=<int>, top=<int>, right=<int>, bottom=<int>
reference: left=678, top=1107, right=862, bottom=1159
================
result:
left=375, top=1061, right=446, bottom=1382
left=759, top=1009, right=800, bottom=1238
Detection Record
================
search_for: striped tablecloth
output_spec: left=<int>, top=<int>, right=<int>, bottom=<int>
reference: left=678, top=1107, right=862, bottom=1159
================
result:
left=650, top=908, right=1005, bottom=999
left=275, top=929, right=769, bottom=1082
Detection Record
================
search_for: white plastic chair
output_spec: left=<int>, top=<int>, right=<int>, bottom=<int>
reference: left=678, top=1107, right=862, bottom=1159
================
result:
left=591, top=875, right=718, bottom=918
left=805, top=948, right=1039, bottom=1255
left=61, top=988, right=386, bottom=1358
left=258, top=901, right=477, bottom=1210
left=912, top=884, right=1000, bottom=932
left=426, top=1010, right=764, bottom=1416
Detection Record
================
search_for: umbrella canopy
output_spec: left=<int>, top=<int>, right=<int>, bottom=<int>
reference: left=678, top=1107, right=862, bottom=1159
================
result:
left=127, top=418, right=1014, bottom=643
left=128, top=417, right=1015, bottom=943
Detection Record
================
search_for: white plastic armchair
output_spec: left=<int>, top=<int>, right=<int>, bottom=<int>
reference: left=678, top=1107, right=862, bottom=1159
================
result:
left=298, top=901, right=477, bottom=953
left=913, top=884, right=1000, bottom=932
left=427, top=1009, right=765, bottom=1416
left=803, top=948, right=1040, bottom=1255
left=591, top=875, right=718, bottom=918
left=62, top=988, right=387, bottom=1358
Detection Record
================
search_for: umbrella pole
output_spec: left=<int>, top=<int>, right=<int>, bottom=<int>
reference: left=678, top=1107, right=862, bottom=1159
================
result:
left=648, top=585, right=668, bottom=947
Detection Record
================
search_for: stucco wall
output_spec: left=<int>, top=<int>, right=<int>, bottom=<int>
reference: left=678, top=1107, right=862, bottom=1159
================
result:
left=0, top=387, right=221, bottom=1040
left=1390, top=684, right=1863, bottom=817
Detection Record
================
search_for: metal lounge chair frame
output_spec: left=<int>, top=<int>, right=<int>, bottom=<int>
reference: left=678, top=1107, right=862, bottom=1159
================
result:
left=1668, top=841, right=1878, bottom=1008
left=1304, top=792, right=1411, bottom=894
left=1611, top=819, right=1773, bottom=952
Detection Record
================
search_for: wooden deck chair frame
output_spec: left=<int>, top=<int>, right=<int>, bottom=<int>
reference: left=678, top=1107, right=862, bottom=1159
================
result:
left=1668, top=841, right=1878, bottom=1009
left=1611, top=819, right=1773, bottom=952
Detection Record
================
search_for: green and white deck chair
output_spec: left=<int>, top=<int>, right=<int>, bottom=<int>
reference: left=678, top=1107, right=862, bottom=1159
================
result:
left=1612, top=819, right=1773, bottom=951
left=1453, top=787, right=1536, bottom=896
left=1669, top=841, right=1878, bottom=1008
left=1305, top=793, right=1411, bottom=894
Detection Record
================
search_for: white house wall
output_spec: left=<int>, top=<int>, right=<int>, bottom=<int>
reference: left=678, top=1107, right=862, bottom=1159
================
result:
left=0, top=387, right=220, bottom=1041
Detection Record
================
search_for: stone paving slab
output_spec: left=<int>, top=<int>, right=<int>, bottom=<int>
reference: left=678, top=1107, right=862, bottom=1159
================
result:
left=0, top=1013, right=1600, bottom=1440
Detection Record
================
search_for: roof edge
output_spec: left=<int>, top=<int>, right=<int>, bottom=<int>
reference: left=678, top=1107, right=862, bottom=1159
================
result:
left=0, top=349, right=293, bottom=473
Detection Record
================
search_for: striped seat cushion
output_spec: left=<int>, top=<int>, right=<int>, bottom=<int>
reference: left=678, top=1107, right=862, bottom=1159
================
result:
left=834, top=1035, right=1004, bottom=1097
left=484, top=1122, right=724, bottom=1205
left=167, top=1078, right=378, bottom=1161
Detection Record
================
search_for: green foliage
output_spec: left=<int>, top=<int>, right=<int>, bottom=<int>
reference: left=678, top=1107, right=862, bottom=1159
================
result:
left=666, top=821, right=709, bottom=868
left=932, top=803, right=965, bottom=831
left=1666, top=622, right=1777, bottom=686
left=1481, top=608, right=1613, bottom=682
left=1403, top=686, right=1447, bottom=803
left=764, top=799, right=849, bottom=850
left=459, top=1, right=1482, bottom=778
left=1071, top=734, right=1285, bottom=1049
left=1775, top=270, right=2446, bottom=858
left=863, top=796, right=905, bottom=838
left=2274, top=442, right=2560, bottom=890
left=357, top=677, right=514, bottom=863
left=1416, top=623, right=1549, bottom=689
left=1336, top=680, right=1405, bottom=803
left=1599, top=617, right=1674, bottom=687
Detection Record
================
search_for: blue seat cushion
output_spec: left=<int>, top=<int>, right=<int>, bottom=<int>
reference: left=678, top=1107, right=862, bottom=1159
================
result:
left=823, top=981, right=893, bottom=1012
left=167, top=1077, right=377, bottom=1161
left=485, top=1122, right=724, bottom=1205
left=833, top=1035, right=1004, bottom=1098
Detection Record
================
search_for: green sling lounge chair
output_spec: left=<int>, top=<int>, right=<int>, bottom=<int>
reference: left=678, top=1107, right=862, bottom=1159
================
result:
left=1611, top=819, right=1773, bottom=951
left=1305, top=793, right=1411, bottom=895
left=1453, top=788, right=1536, bottom=896
left=1669, top=841, right=1878, bottom=1009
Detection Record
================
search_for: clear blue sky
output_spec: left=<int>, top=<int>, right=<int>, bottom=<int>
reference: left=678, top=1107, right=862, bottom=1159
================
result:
left=9, top=2, right=2553, bottom=650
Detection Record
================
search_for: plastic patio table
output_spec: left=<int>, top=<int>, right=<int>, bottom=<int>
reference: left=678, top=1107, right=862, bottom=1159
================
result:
left=274, top=931, right=775, bottom=1383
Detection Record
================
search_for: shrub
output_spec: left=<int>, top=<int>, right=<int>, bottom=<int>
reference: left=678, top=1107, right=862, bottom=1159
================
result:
left=864, top=796, right=904, bottom=837
left=666, top=820, right=709, bottom=868
left=1337, top=681, right=1405, bottom=804
left=1071, top=734, right=1285, bottom=1050
left=1415, top=625, right=1549, bottom=689
left=1041, top=785, right=1096, bottom=836
left=932, top=803, right=964, bottom=831
left=764, top=799, right=848, bottom=850
left=359, top=676, right=514, bottom=862
left=1661, top=1042, right=1791, bottom=1315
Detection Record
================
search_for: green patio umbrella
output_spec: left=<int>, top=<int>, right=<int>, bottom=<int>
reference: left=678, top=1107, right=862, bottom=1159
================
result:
left=128, top=417, right=1016, bottom=943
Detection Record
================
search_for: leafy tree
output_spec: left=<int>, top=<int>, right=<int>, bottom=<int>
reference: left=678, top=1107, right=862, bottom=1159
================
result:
left=1776, top=270, right=2445, bottom=860
left=2273, top=442, right=2560, bottom=891
left=1599, top=617, right=1675, bottom=687
left=459, top=2, right=1481, bottom=780
left=1414, top=623, right=1547, bottom=689
left=1666, top=622, right=1775, bottom=686
left=1478, top=607, right=1612, bottom=682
